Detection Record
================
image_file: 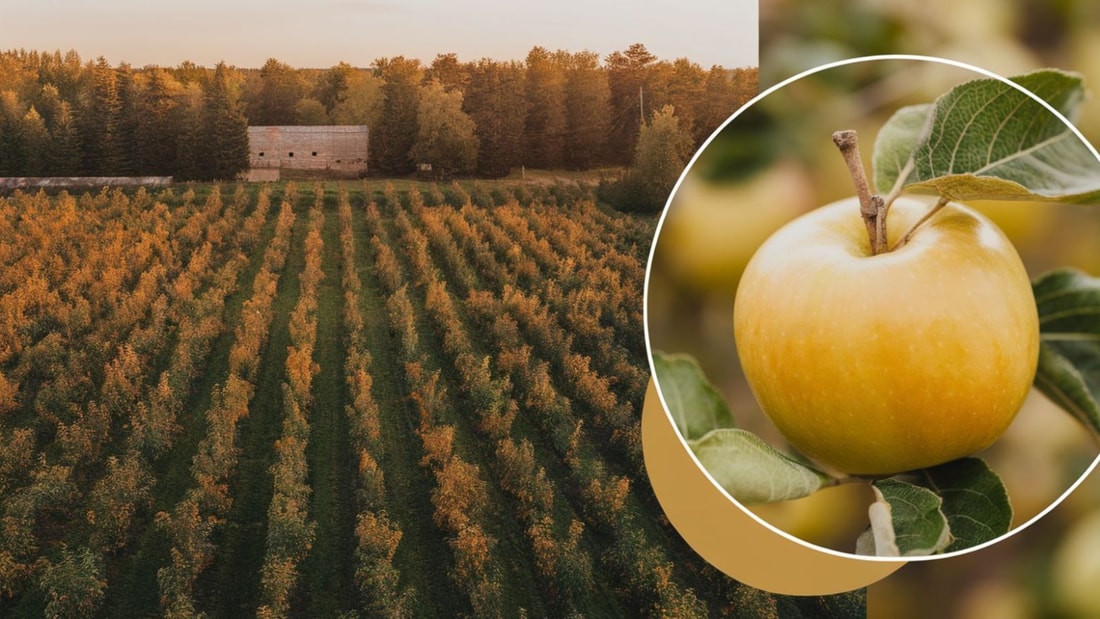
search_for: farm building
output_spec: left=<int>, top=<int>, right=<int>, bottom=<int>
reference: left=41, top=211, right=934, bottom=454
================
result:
left=246, top=125, right=368, bottom=179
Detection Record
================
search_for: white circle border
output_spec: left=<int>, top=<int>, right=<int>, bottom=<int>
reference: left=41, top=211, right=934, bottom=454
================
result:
left=642, top=53, right=1100, bottom=563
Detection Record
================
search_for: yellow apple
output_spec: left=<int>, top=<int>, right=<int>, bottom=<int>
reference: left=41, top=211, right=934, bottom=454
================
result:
left=733, top=196, right=1040, bottom=475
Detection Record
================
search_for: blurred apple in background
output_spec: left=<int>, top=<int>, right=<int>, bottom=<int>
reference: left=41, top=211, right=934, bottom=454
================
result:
left=1066, top=32, right=1100, bottom=139
left=656, top=158, right=815, bottom=293
left=748, top=482, right=873, bottom=552
left=1050, top=204, right=1100, bottom=275
left=1051, top=509, right=1100, bottom=618
left=966, top=200, right=1056, bottom=257
left=983, top=390, right=1096, bottom=526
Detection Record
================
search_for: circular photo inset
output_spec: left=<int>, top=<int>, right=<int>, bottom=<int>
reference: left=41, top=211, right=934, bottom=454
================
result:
left=645, top=55, right=1100, bottom=562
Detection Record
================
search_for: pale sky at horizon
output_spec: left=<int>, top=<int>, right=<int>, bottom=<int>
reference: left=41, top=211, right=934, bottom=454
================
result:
left=0, top=1, right=758, bottom=70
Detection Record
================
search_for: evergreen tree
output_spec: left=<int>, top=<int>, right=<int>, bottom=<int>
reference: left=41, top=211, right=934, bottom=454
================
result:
left=373, top=56, right=423, bottom=174
left=46, top=100, right=82, bottom=176
left=523, top=47, right=567, bottom=170
left=664, top=58, right=707, bottom=145
left=605, top=43, right=657, bottom=165
left=114, top=63, right=140, bottom=175
left=36, top=49, right=84, bottom=103
left=694, top=66, right=741, bottom=146
left=173, top=83, right=206, bottom=181
left=732, top=66, right=759, bottom=108
left=463, top=59, right=525, bottom=178
left=0, top=90, right=26, bottom=175
left=78, top=57, right=125, bottom=175
left=562, top=51, right=611, bottom=170
left=411, top=79, right=477, bottom=177
left=21, top=106, right=49, bottom=176
left=642, top=60, right=677, bottom=118
left=135, top=67, right=185, bottom=176
left=0, top=52, right=40, bottom=107
left=202, top=62, right=250, bottom=181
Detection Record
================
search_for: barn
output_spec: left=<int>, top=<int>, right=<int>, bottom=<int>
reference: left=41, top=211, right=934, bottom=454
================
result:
left=246, top=125, right=368, bottom=180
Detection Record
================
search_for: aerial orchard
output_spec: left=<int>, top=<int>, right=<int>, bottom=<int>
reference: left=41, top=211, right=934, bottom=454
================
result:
left=0, top=178, right=798, bottom=617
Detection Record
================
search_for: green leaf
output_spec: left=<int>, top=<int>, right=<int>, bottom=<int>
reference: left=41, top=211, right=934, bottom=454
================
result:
left=858, top=458, right=1012, bottom=556
left=689, top=429, right=830, bottom=504
left=1036, top=344, right=1100, bottom=435
left=1032, top=268, right=1100, bottom=435
left=871, top=103, right=932, bottom=196
left=859, top=479, right=950, bottom=557
left=872, top=69, right=1100, bottom=202
left=653, top=351, right=737, bottom=440
left=917, top=458, right=1013, bottom=552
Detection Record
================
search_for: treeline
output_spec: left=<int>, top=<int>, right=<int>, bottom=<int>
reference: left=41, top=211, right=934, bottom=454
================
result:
left=0, top=45, right=756, bottom=180
left=0, top=51, right=249, bottom=181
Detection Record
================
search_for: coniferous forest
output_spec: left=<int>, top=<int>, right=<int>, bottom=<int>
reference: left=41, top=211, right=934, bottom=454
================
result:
left=0, top=44, right=758, bottom=182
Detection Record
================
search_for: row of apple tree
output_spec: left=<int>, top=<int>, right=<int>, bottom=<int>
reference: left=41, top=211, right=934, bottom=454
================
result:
left=368, top=182, right=717, bottom=616
left=156, top=186, right=295, bottom=618
left=0, top=184, right=269, bottom=615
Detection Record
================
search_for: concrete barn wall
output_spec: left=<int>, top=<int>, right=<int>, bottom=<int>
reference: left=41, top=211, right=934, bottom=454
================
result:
left=248, top=126, right=368, bottom=173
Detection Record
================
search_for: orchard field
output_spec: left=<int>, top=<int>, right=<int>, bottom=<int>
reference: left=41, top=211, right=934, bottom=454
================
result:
left=0, top=180, right=861, bottom=617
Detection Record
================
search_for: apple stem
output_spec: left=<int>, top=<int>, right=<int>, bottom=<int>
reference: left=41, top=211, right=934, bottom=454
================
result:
left=822, top=474, right=886, bottom=487
left=832, top=130, right=887, bottom=255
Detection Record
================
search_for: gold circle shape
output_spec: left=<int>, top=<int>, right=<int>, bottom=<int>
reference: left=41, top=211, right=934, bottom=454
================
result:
left=642, top=380, right=906, bottom=595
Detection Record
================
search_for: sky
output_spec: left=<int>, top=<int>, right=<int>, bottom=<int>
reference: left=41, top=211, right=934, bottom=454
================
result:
left=0, top=0, right=758, bottom=70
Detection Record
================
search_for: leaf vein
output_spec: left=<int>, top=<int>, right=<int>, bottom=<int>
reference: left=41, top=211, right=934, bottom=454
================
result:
left=971, top=131, right=1074, bottom=177
left=988, top=94, right=1032, bottom=168
left=947, top=83, right=1007, bottom=174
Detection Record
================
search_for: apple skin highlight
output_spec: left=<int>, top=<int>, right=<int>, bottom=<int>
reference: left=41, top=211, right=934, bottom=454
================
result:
left=733, top=197, right=1040, bottom=475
